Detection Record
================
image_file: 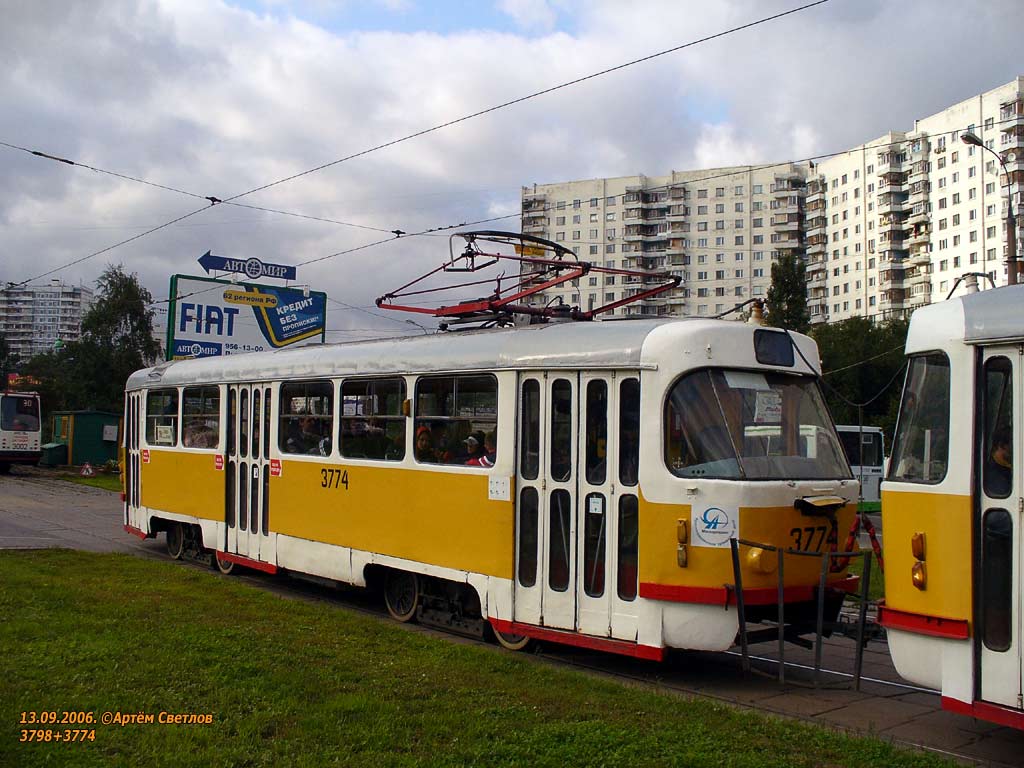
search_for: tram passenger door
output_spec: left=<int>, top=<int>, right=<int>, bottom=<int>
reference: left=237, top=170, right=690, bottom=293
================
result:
left=577, top=373, right=642, bottom=640
left=513, top=373, right=578, bottom=631
left=226, top=384, right=273, bottom=562
left=977, top=347, right=1022, bottom=710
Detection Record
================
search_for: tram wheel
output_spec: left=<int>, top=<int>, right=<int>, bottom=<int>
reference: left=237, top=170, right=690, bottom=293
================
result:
left=384, top=570, right=419, bottom=623
left=493, top=627, right=532, bottom=652
left=166, top=523, right=185, bottom=560
left=213, top=551, right=235, bottom=575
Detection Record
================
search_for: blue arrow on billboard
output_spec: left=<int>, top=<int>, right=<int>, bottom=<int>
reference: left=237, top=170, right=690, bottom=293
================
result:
left=197, top=251, right=297, bottom=281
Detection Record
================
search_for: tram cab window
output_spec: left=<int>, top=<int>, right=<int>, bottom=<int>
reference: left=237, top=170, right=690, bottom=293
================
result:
left=341, top=378, right=406, bottom=461
left=664, top=369, right=848, bottom=480
left=888, top=354, right=950, bottom=484
left=1, top=396, right=40, bottom=432
left=279, top=381, right=333, bottom=456
left=415, top=375, right=497, bottom=466
left=145, top=389, right=179, bottom=446
left=182, top=386, right=220, bottom=449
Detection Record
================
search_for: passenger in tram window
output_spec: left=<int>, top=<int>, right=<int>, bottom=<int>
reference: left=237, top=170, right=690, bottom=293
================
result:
left=463, top=431, right=486, bottom=464
left=430, top=422, right=453, bottom=463
left=985, top=429, right=1013, bottom=498
left=467, top=431, right=496, bottom=468
left=415, top=425, right=436, bottom=462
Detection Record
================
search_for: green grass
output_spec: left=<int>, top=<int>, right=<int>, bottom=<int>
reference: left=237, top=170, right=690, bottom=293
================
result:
left=62, top=473, right=122, bottom=492
left=847, top=549, right=885, bottom=602
left=0, top=550, right=950, bottom=768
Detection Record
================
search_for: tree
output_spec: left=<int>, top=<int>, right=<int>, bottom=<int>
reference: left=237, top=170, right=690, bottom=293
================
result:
left=24, top=265, right=159, bottom=414
left=766, top=254, right=810, bottom=334
left=810, top=316, right=909, bottom=439
left=0, top=332, right=16, bottom=382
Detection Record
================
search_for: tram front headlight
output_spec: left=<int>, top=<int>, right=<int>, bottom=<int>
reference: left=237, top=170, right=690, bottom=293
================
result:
left=912, top=561, right=927, bottom=590
left=746, top=547, right=778, bottom=575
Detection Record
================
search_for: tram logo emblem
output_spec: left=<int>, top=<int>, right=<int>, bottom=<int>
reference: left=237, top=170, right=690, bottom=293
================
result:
left=693, top=506, right=738, bottom=548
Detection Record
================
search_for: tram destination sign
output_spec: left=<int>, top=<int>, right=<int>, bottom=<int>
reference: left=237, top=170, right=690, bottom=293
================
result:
left=166, top=274, right=326, bottom=360
left=197, top=250, right=297, bottom=281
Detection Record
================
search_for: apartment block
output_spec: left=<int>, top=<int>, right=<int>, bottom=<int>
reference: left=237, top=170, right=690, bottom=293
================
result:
left=523, top=76, right=1024, bottom=325
left=807, top=76, right=1024, bottom=323
left=520, top=163, right=810, bottom=318
left=0, top=280, right=94, bottom=361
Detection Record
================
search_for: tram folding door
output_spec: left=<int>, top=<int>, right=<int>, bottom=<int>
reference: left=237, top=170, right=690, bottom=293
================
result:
left=514, top=372, right=641, bottom=640
left=977, top=346, right=1023, bottom=710
left=225, top=384, right=273, bottom=563
left=124, top=391, right=142, bottom=527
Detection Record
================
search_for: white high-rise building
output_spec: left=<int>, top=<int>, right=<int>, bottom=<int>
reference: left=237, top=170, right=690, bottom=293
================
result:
left=522, top=76, right=1024, bottom=324
left=0, top=280, right=94, bottom=361
left=808, top=76, right=1024, bottom=323
left=521, top=163, right=810, bottom=318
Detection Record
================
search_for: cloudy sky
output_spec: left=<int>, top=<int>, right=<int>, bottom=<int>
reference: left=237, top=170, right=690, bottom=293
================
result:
left=2, top=0, right=1021, bottom=338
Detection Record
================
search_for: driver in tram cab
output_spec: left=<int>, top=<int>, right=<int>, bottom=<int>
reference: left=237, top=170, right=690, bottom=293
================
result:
left=985, top=429, right=1013, bottom=497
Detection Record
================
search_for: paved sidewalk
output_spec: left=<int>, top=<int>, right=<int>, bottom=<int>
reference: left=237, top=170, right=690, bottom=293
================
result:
left=2, top=467, right=1022, bottom=766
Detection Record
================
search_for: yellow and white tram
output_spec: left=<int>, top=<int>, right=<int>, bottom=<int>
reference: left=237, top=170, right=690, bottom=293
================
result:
left=880, top=283, right=1024, bottom=729
left=123, top=317, right=858, bottom=658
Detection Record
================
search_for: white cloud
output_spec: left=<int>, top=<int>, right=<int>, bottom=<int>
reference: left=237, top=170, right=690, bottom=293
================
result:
left=497, top=0, right=557, bottom=31
left=0, top=0, right=1021, bottom=336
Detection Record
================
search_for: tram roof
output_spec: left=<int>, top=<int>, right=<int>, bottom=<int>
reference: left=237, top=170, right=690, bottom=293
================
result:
left=128, top=317, right=818, bottom=390
left=906, top=284, right=1024, bottom=350
left=961, top=284, right=1024, bottom=343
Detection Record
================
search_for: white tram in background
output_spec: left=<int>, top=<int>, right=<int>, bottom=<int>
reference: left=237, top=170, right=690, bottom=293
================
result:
left=0, top=391, right=42, bottom=473
left=881, top=283, right=1024, bottom=729
left=123, top=317, right=858, bottom=658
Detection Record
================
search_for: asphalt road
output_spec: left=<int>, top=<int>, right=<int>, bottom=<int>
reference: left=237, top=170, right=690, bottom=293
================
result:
left=1, top=466, right=1021, bottom=767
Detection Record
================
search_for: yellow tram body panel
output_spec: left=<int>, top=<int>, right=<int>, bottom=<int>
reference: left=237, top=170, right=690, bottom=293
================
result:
left=881, top=489, right=973, bottom=622
left=270, top=461, right=515, bottom=579
left=639, top=495, right=857, bottom=590
left=140, top=450, right=224, bottom=522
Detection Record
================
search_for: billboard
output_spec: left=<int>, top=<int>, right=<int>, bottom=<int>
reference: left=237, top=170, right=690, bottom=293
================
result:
left=167, top=275, right=327, bottom=360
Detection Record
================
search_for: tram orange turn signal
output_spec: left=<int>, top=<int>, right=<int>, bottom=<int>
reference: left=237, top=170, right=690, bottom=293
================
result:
left=911, top=532, right=926, bottom=561
left=912, top=561, right=927, bottom=590
left=676, top=519, right=689, bottom=568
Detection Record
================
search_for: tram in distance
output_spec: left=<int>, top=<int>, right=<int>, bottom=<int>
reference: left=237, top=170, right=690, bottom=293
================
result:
left=880, top=283, right=1024, bottom=729
left=122, top=316, right=861, bottom=659
left=0, top=391, right=42, bottom=474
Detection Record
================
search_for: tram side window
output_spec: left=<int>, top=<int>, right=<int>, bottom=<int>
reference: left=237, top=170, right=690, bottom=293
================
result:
left=415, top=375, right=497, bottom=466
left=279, top=380, right=334, bottom=456
left=145, top=389, right=178, bottom=446
left=982, top=357, right=1013, bottom=499
left=1, top=396, right=40, bottom=432
left=182, top=386, right=220, bottom=448
left=888, top=354, right=950, bottom=484
left=341, top=378, right=406, bottom=461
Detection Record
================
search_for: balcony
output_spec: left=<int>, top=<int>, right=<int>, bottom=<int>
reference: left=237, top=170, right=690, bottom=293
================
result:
left=1000, top=100, right=1024, bottom=129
